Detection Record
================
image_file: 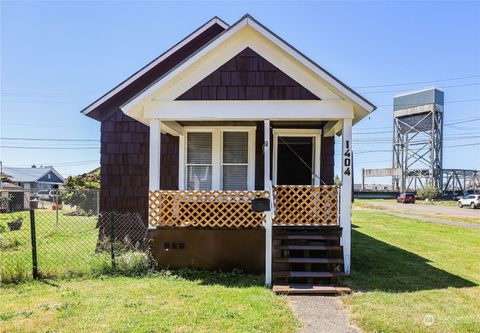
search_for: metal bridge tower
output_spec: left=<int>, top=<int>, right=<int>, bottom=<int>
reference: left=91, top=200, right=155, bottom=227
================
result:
left=392, top=88, right=444, bottom=192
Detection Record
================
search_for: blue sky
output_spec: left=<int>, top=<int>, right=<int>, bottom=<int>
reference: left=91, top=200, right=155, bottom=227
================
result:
left=1, top=1, right=479, bottom=182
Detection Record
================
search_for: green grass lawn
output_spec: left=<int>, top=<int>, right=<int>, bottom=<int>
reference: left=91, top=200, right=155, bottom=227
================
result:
left=0, top=272, right=298, bottom=333
left=0, top=210, right=107, bottom=283
left=2, top=208, right=479, bottom=332
left=345, top=209, right=480, bottom=333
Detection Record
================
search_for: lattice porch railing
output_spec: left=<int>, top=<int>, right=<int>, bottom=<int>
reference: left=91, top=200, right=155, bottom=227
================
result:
left=149, top=190, right=269, bottom=228
left=273, top=185, right=339, bottom=225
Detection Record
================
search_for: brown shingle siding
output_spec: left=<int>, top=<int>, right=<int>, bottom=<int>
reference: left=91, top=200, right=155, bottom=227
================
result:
left=99, top=110, right=179, bottom=222
left=177, top=48, right=319, bottom=101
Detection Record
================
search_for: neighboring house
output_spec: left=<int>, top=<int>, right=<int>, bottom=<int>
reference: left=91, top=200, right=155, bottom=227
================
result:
left=2, top=166, right=64, bottom=190
left=82, top=15, right=375, bottom=294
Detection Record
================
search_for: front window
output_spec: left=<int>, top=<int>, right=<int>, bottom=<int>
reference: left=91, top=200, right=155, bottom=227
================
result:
left=186, top=132, right=212, bottom=190
left=222, top=132, right=248, bottom=190
left=184, top=128, right=255, bottom=191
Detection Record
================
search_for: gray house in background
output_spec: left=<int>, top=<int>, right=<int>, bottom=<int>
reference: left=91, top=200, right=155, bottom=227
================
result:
left=1, top=166, right=64, bottom=190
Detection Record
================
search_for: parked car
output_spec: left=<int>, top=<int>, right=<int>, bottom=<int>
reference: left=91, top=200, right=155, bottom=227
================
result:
left=397, top=193, right=416, bottom=204
left=458, top=194, right=480, bottom=209
left=36, top=190, right=52, bottom=201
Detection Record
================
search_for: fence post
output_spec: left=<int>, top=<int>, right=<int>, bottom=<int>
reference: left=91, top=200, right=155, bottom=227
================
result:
left=29, top=209, right=38, bottom=279
left=110, top=212, right=115, bottom=268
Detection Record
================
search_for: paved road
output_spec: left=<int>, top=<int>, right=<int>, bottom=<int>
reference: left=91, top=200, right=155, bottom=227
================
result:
left=361, top=200, right=480, bottom=220
left=287, top=296, right=360, bottom=333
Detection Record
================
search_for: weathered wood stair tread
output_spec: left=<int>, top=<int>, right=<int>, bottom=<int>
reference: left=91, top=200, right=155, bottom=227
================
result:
left=274, top=235, right=339, bottom=240
left=273, top=284, right=351, bottom=295
left=274, top=271, right=345, bottom=278
left=276, top=245, right=342, bottom=250
left=274, top=257, right=343, bottom=264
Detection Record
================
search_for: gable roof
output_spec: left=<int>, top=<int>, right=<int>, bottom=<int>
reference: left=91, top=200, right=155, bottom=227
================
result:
left=81, top=17, right=229, bottom=120
left=2, top=166, right=65, bottom=184
left=121, top=14, right=376, bottom=123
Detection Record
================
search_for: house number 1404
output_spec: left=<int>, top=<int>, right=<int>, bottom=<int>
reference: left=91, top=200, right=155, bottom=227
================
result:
left=344, top=140, right=351, bottom=176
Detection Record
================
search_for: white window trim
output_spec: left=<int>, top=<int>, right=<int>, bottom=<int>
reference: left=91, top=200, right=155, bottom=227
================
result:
left=272, top=129, right=322, bottom=186
left=179, top=126, right=256, bottom=191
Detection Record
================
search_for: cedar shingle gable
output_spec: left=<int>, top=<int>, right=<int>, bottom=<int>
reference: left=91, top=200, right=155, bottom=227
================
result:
left=177, top=48, right=320, bottom=100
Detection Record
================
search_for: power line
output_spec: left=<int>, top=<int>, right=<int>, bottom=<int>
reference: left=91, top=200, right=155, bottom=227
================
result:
left=6, top=160, right=100, bottom=167
left=1, top=137, right=98, bottom=142
left=353, top=75, right=480, bottom=89
left=351, top=142, right=480, bottom=155
left=0, top=146, right=100, bottom=150
left=375, top=98, right=480, bottom=108
left=353, top=117, right=480, bottom=135
left=359, top=82, right=480, bottom=94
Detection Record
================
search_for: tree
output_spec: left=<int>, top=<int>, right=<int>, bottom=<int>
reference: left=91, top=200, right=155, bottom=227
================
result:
left=334, top=175, right=341, bottom=186
left=63, top=169, right=100, bottom=215
left=416, top=185, right=439, bottom=201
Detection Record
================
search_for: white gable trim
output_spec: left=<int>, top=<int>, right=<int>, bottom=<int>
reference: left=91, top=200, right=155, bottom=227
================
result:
left=121, top=15, right=375, bottom=123
left=36, top=168, right=65, bottom=183
left=81, top=17, right=228, bottom=116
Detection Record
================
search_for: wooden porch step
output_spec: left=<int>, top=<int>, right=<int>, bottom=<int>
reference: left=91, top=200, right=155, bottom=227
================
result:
left=274, top=235, right=339, bottom=241
left=276, top=245, right=342, bottom=251
left=274, top=271, right=346, bottom=278
left=273, top=284, right=351, bottom=295
left=274, top=257, right=343, bottom=264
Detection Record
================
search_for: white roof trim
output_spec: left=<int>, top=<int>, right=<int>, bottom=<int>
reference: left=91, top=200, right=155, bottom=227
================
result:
left=121, top=15, right=375, bottom=117
left=81, top=17, right=229, bottom=116
left=37, top=167, right=65, bottom=183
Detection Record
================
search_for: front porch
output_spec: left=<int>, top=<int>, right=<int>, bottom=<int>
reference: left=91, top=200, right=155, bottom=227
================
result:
left=146, top=118, right=353, bottom=291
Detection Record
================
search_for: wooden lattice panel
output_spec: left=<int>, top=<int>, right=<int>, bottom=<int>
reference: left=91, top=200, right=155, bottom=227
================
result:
left=149, top=190, right=269, bottom=228
left=273, top=185, right=338, bottom=225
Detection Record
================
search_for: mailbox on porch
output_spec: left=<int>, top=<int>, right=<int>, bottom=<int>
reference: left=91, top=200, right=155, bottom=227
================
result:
left=251, top=198, right=270, bottom=212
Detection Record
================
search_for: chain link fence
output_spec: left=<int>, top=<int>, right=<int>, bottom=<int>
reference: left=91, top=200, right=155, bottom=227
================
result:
left=0, top=189, right=149, bottom=284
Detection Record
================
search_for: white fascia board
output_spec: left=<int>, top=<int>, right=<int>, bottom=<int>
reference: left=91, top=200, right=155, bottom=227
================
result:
left=144, top=100, right=353, bottom=121
left=36, top=167, right=65, bottom=183
left=323, top=120, right=343, bottom=137
left=81, top=17, right=229, bottom=116
left=160, top=121, right=184, bottom=136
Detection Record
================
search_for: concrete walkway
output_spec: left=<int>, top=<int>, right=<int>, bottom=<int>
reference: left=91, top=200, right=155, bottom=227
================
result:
left=287, top=296, right=360, bottom=333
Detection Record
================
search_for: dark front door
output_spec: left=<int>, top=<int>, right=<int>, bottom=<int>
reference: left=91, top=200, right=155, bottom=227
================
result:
left=276, top=136, right=313, bottom=185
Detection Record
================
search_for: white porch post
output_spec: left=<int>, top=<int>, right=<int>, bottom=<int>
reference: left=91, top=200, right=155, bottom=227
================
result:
left=264, top=120, right=271, bottom=189
left=341, top=118, right=352, bottom=275
left=264, top=120, right=272, bottom=287
left=149, top=119, right=161, bottom=190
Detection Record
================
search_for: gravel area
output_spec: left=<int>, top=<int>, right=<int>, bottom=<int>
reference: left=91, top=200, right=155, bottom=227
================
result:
left=356, top=206, right=479, bottom=229
left=287, top=296, right=360, bottom=333
left=361, top=200, right=480, bottom=219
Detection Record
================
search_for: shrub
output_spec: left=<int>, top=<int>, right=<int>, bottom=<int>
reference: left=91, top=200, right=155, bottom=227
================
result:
left=0, top=236, right=23, bottom=250
left=417, top=185, right=439, bottom=201
left=115, top=251, right=153, bottom=276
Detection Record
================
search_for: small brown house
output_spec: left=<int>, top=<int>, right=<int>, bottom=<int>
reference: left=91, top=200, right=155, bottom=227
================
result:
left=82, top=15, right=375, bottom=294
